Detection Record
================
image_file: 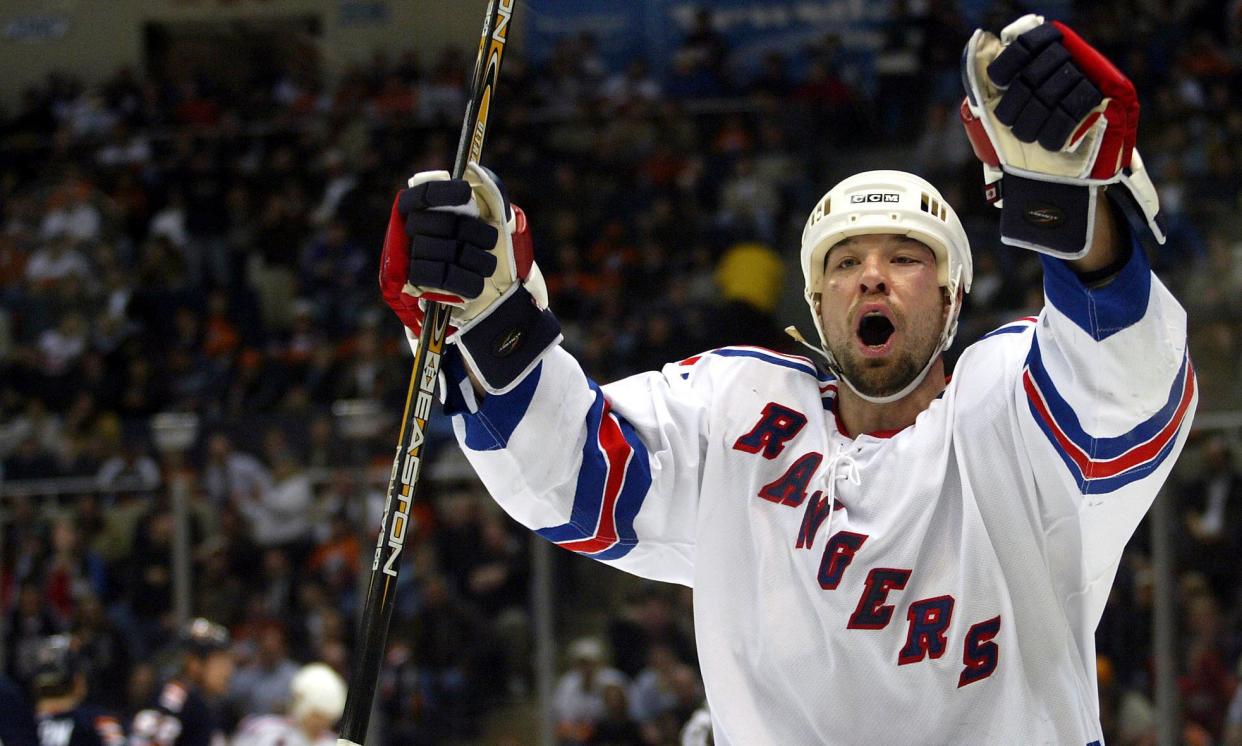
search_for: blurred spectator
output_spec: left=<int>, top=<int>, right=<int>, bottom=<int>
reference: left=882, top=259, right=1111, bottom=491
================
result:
left=203, top=432, right=272, bottom=509
left=42, top=515, right=107, bottom=625
left=3, top=434, right=59, bottom=482
left=628, top=643, right=681, bottom=739
left=1179, top=588, right=1237, bottom=740
left=554, top=637, right=628, bottom=746
left=231, top=436, right=313, bottom=552
left=195, top=537, right=247, bottom=629
left=256, top=549, right=299, bottom=623
left=4, top=581, right=62, bottom=685
left=660, top=664, right=706, bottom=740
left=587, top=682, right=643, bottom=746
left=413, top=574, right=489, bottom=726
left=608, top=588, right=695, bottom=680
left=39, top=181, right=102, bottom=245
left=95, top=435, right=160, bottom=491
left=307, top=511, right=360, bottom=590
left=874, top=0, right=926, bottom=137
left=1226, top=680, right=1242, bottom=746
left=678, top=9, right=729, bottom=89
left=149, top=189, right=189, bottom=251
left=1179, top=437, right=1242, bottom=601
left=124, top=662, right=157, bottom=721
left=602, top=60, right=661, bottom=112
left=465, top=511, right=531, bottom=694
left=122, top=504, right=181, bottom=651
left=23, top=238, right=90, bottom=290
left=230, top=624, right=299, bottom=717
left=72, top=593, right=132, bottom=713
left=707, top=240, right=786, bottom=350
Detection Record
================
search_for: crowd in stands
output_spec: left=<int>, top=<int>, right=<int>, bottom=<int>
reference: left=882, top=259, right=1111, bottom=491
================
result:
left=1, top=0, right=1241, bottom=743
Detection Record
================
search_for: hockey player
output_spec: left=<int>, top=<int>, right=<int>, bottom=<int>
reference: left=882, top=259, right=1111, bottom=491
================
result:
left=31, top=635, right=125, bottom=746
left=129, top=619, right=235, bottom=746
left=0, top=671, right=39, bottom=746
left=379, top=14, right=1195, bottom=744
left=231, top=663, right=347, bottom=746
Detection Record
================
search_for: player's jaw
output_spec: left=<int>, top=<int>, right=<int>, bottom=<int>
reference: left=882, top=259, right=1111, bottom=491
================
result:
left=829, top=314, right=915, bottom=397
left=823, top=295, right=946, bottom=399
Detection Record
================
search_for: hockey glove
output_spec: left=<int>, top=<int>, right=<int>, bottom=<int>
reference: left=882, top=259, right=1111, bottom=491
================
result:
left=960, top=14, right=1166, bottom=259
left=379, top=163, right=561, bottom=394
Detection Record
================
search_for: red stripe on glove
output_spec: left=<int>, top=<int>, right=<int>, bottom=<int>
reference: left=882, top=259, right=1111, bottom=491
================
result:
left=512, top=205, right=533, bottom=281
left=379, top=192, right=424, bottom=334
left=960, top=99, right=1001, bottom=168
left=1052, top=20, right=1137, bottom=176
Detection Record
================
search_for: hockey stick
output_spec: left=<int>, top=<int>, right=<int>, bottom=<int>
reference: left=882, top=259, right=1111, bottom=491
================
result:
left=336, top=2, right=515, bottom=743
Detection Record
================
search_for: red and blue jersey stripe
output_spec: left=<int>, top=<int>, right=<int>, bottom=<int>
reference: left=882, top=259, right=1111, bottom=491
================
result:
left=536, top=381, right=651, bottom=560
left=981, top=316, right=1038, bottom=341
left=1023, top=339, right=1194, bottom=493
left=709, top=346, right=832, bottom=381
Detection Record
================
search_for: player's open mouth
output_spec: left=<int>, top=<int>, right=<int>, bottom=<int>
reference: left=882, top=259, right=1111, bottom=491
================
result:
left=856, top=311, right=895, bottom=355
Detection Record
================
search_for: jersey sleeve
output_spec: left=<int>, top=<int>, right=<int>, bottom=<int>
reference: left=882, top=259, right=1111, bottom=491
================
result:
left=1016, top=233, right=1196, bottom=617
left=88, top=709, right=127, bottom=746
left=444, top=346, right=710, bottom=586
left=128, top=684, right=210, bottom=746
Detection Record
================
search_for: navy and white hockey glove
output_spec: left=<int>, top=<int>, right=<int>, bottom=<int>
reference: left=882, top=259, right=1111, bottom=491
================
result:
left=960, top=14, right=1166, bottom=259
left=379, top=163, right=561, bottom=394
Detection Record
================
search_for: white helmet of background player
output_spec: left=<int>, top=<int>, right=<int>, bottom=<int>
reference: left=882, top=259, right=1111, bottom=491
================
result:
left=289, top=663, right=347, bottom=725
left=799, top=170, right=973, bottom=404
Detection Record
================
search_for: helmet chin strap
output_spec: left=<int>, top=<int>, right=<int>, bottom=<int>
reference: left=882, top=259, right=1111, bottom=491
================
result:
left=785, top=314, right=956, bottom=407
left=833, top=343, right=943, bottom=405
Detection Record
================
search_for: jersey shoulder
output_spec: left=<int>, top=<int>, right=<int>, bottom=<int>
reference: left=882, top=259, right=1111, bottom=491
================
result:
left=674, top=346, right=833, bottom=386
left=946, top=316, right=1038, bottom=412
left=973, top=315, right=1038, bottom=347
left=956, top=316, right=1038, bottom=378
left=234, top=715, right=304, bottom=746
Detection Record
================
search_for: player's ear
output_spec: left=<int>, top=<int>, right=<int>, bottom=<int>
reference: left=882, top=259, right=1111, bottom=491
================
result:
left=941, top=287, right=959, bottom=317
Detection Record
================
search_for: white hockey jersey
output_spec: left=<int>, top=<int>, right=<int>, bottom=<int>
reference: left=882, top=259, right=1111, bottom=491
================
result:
left=440, top=246, right=1195, bottom=744
left=231, top=715, right=334, bottom=746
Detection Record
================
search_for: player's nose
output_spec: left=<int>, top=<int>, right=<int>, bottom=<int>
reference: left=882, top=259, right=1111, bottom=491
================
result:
left=857, top=253, right=889, bottom=294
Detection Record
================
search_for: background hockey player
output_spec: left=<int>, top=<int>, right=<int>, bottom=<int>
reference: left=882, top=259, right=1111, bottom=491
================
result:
left=231, top=663, right=347, bottom=746
left=0, top=671, right=39, bottom=746
left=31, top=635, right=125, bottom=746
left=379, top=13, right=1196, bottom=744
left=128, top=619, right=235, bottom=746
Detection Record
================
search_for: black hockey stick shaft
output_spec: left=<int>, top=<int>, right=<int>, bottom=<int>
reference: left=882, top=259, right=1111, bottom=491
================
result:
left=337, top=2, right=514, bottom=743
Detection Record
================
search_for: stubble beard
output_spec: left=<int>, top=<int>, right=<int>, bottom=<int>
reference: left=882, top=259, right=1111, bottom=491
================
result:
left=826, top=315, right=943, bottom=399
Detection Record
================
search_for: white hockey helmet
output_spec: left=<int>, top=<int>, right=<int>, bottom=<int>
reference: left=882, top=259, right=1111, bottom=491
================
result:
left=289, top=663, right=347, bottom=724
left=798, top=170, right=973, bottom=403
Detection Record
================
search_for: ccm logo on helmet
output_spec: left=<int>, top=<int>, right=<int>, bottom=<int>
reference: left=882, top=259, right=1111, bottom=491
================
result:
left=850, top=193, right=900, bottom=203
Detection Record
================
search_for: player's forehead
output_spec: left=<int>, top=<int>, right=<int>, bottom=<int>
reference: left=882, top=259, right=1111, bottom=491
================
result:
left=828, top=234, right=933, bottom=257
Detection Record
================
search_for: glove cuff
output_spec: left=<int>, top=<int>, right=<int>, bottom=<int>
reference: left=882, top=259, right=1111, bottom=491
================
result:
left=997, top=174, right=1098, bottom=259
left=453, top=283, right=563, bottom=395
left=998, top=161, right=1165, bottom=260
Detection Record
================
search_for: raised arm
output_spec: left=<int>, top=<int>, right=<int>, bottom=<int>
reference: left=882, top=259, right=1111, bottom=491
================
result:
left=379, top=168, right=708, bottom=586
left=960, top=14, right=1196, bottom=618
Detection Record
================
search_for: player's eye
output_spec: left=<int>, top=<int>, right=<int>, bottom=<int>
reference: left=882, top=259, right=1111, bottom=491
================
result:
left=893, top=255, right=921, bottom=264
left=834, top=257, right=859, bottom=270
